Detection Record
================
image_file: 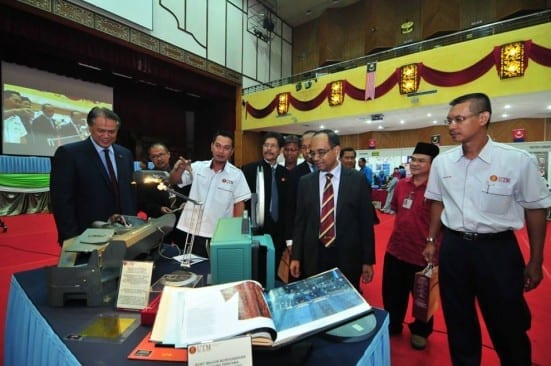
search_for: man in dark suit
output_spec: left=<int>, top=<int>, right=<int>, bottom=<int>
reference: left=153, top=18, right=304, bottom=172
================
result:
left=31, top=103, right=58, bottom=154
left=50, top=107, right=137, bottom=245
left=285, top=130, right=316, bottom=241
left=290, top=129, right=376, bottom=288
left=242, top=132, right=288, bottom=267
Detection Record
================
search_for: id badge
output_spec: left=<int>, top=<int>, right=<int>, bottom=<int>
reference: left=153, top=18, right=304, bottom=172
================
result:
left=402, top=197, right=413, bottom=209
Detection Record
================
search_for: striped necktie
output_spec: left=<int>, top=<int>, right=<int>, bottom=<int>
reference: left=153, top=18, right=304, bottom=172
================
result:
left=319, top=173, right=335, bottom=247
left=103, top=148, right=121, bottom=213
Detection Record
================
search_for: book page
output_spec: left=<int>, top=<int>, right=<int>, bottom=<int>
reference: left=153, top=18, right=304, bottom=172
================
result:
left=264, top=267, right=372, bottom=347
left=152, top=280, right=276, bottom=347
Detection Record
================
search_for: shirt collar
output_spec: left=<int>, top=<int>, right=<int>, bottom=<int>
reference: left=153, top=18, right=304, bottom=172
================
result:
left=90, top=137, right=112, bottom=154
left=477, top=136, right=493, bottom=164
left=324, top=161, right=342, bottom=178
left=264, top=160, right=278, bottom=169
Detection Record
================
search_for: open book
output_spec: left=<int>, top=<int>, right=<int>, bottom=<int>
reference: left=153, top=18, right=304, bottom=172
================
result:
left=150, top=267, right=372, bottom=348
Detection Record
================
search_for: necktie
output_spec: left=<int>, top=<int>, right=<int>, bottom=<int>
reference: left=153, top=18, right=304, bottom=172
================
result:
left=103, top=149, right=121, bottom=213
left=319, top=173, right=335, bottom=247
left=269, top=166, right=279, bottom=222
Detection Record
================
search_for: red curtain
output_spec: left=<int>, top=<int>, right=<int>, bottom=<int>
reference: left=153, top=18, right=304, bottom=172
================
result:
left=245, top=40, right=550, bottom=118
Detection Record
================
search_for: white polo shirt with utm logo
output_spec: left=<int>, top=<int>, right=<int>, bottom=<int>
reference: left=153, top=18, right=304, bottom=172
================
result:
left=175, top=159, right=251, bottom=238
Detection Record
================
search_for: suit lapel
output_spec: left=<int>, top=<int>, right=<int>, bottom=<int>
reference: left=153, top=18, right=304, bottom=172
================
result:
left=311, top=171, right=321, bottom=220
left=87, top=139, right=114, bottom=188
left=335, top=168, right=350, bottom=218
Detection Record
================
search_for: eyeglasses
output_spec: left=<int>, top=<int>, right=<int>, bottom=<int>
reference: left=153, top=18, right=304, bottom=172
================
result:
left=444, top=111, right=483, bottom=125
left=309, top=147, right=334, bottom=159
left=149, top=152, right=167, bottom=160
left=410, top=157, right=429, bottom=163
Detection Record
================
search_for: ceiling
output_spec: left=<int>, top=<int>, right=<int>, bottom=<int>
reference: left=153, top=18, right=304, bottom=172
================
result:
left=252, top=1, right=551, bottom=136
left=250, top=91, right=551, bottom=136
left=273, top=0, right=360, bottom=27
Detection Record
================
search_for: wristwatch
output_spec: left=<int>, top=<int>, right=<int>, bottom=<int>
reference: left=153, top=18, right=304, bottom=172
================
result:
left=425, top=237, right=435, bottom=244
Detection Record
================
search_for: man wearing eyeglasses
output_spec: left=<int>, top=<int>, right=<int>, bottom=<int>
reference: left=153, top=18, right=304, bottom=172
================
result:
left=382, top=142, right=440, bottom=351
left=137, top=143, right=187, bottom=219
left=289, top=129, right=376, bottom=288
left=423, top=93, right=551, bottom=365
left=282, top=134, right=300, bottom=170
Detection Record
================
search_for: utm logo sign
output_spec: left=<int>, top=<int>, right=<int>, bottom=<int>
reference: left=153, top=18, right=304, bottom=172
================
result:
left=512, top=128, right=525, bottom=142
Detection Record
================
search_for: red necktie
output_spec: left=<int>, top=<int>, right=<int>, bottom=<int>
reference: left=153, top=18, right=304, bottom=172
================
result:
left=319, top=173, right=335, bottom=247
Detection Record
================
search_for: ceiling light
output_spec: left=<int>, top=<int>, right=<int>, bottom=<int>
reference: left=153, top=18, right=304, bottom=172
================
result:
left=377, top=125, right=383, bottom=130
left=112, top=71, right=132, bottom=79
left=320, top=125, right=325, bottom=129
left=400, top=120, right=405, bottom=124
left=427, top=113, right=432, bottom=117
left=502, top=113, right=509, bottom=118
left=432, top=120, right=438, bottom=124
left=504, top=104, right=511, bottom=109
left=78, top=62, right=102, bottom=71
left=334, top=129, right=339, bottom=133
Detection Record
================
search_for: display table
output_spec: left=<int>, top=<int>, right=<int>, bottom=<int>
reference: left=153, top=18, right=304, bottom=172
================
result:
left=5, top=255, right=390, bottom=365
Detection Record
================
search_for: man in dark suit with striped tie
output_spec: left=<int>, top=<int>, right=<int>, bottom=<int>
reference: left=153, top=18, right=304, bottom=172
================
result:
left=289, top=129, right=376, bottom=287
left=50, top=107, right=137, bottom=245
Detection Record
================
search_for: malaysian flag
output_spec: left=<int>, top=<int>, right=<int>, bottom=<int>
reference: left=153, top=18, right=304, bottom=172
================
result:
left=364, top=62, right=377, bottom=101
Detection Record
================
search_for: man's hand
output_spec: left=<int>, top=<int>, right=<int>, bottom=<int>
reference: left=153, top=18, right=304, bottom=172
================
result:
left=361, top=264, right=373, bottom=283
left=524, top=260, right=543, bottom=291
left=174, top=157, right=192, bottom=173
left=422, top=242, right=436, bottom=263
left=289, top=260, right=301, bottom=278
left=169, top=156, right=192, bottom=184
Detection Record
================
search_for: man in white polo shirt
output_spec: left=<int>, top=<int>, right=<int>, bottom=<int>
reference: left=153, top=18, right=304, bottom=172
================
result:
left=169, top=130, right=251, bottom=257
left=423, top=92, right=551, bottom=365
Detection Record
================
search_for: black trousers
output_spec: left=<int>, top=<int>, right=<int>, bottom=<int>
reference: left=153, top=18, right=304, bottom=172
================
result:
left=382, top=252, right=434, bottom=337
left=439, top=230, right=531, bottom=366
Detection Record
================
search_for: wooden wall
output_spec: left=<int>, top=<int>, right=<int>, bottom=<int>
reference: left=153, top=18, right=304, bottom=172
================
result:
left=357, top=118, right=547, bottom=149
left=292, top=0, right=548, bottom=73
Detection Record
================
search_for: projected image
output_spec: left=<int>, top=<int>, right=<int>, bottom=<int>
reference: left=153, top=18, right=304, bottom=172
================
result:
left=2, top=62, right=113, bottom=157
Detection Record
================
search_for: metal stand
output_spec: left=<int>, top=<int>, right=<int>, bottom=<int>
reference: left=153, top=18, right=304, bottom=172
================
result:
left=168, top=188, right=204, bottom=268
left=132, top=170, right=205, bottom=267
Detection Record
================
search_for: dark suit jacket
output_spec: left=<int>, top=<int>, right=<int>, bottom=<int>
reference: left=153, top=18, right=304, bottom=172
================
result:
left=242, top=160, right=288, bottom=259
left=50, top=137, right=137, bottom=244
left=291, top=167, right=376, bottom=285
left=285, top=161, right=314, bottom=239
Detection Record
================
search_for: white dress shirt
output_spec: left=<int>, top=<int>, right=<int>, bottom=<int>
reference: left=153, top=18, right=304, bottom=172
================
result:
left=425, top=137, right=551, bottom=233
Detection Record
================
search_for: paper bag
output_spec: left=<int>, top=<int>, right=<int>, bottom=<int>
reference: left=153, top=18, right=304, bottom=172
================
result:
left=412, top=264, right=439, bottom=322
left=277, top=246, right=292, bottom=283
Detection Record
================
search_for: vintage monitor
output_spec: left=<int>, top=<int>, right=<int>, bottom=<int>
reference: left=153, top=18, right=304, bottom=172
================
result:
left=210, top=216, right=275, bottom=290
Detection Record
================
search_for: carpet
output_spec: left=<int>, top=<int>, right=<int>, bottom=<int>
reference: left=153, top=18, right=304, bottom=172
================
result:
left=1, top=213, right=550, bottom=365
